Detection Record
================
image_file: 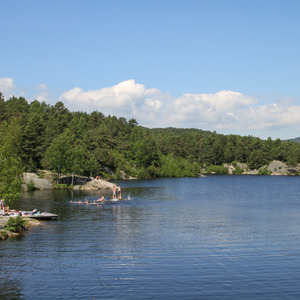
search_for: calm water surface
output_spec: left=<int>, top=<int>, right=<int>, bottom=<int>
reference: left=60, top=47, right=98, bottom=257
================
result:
left=1, top=176, right=300, bottom=299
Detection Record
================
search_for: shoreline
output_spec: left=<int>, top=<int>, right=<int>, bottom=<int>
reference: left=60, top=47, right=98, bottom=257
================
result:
left=23, top=173, right=117, bottom=191
left=23, top=160, right=300, bottom=192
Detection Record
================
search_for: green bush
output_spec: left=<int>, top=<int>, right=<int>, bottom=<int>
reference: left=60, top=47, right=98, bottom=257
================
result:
left=114, top=168, right=123, bottom=180
left=232, top=161, right=238, bottom=167
left=145, top=165, right=160, bottom=178
left=258, top=168, right=271, bottom=175
left=27, top=180, right=38, bottom=191
left=205, top=165, right=229, bottom=175
left=53, top=184, right=70, bottom=189
left=233, top=166, right=244, bottom=174
left=5, top=216, right=28, bottom=233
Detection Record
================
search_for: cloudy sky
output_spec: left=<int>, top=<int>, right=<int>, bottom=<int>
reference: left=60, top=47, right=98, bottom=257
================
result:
left=1, top=0, right=300, bottom=140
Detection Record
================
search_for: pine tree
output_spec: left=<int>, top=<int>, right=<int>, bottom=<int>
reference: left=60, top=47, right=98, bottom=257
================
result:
left=0, top=119, right=23, bottom=205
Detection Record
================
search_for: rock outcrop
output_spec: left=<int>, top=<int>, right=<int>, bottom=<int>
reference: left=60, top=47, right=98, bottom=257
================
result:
left=267, top=160, right=291, bottom=175
left=23, top=171, right=117, bottom=191
left=223, top=160, right=300, bottom=175
left=73, top=178, right=116, bottom=190
left=224, top=162, right=249, bottom=174
left=23, top=172, right=53, bottom=190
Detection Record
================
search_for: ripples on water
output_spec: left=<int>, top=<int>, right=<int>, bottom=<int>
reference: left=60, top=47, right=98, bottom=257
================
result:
left=1, top=176, right=300, bottom=299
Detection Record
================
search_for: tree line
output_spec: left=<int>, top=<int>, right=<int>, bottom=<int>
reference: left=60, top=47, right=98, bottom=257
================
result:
left=1, top=92, right=300, bottom=200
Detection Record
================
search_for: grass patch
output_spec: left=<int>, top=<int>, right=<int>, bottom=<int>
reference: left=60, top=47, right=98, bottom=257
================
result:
left=53, top=184, right=72, bottom=189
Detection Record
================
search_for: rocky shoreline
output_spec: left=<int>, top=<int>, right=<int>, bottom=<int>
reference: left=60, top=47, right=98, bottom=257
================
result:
left=1, top=173, right=117, bottom=241
left=224, top=160, right=300, bottom=175
left=23, top=171, right=117, bottom=191
left=22, top=161, right=300, bottom=191
left=3, top=160, right=298, bottom=241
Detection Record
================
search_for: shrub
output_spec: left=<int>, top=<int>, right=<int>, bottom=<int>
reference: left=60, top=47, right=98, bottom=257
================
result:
left=205, top=165, right=228, bottom=174
left=145, top=165, right=160, bottom=178
left=27, top=180, right=38, bottom=191
left=114, top=168, right=123, bottom=180
left=258, top=168, right=271, bottom=175
left=232, top=161, right=238, bottom=167
left=5, top=216, right=28, bottom=233
left=233, top=166, right=244, bottom=174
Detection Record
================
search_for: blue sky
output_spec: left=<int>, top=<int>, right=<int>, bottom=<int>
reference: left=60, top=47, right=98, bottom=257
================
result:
left=1, top=0, right=300, bottom=140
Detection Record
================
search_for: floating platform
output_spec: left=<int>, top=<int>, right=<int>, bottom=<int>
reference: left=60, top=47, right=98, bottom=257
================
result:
left=0, top=211, right=59, bottom=221
left=23, top=212, right=59, bottom=220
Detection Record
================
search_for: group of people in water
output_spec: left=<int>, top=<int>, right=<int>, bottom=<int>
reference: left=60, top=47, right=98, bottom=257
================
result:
left=112, top=186, right=122, bottom=199
left=70, top=185, right=124, bottom=206
left=70, top=196, right=106, bottom=206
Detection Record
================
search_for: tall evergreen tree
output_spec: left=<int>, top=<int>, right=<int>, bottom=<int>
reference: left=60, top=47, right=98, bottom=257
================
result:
left=0, top=119, right=23, bottom=204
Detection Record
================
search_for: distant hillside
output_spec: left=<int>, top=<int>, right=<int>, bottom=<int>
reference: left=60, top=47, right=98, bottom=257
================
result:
left=2, top=95, right=300, bottom=179
left=150, top=127, right=214, bottom=138
left=288, top=137, right=300, bottom=143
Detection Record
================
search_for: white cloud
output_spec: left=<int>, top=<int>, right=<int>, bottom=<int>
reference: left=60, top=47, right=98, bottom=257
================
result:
left=0, top=78, right=16, bottom=98
left=245, top=103, right=300, bottom=130
left=59, top=79, right=168, bottom=121
left=59, top=80, right=300, bottom=139
left=170, top=91, right=257, bottom=127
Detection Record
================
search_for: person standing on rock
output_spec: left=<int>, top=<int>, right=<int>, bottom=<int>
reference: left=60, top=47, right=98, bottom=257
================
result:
left=0, top=197, right=4, bottom=211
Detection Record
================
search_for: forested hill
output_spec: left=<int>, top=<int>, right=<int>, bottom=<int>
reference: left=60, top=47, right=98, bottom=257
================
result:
left=288, top=137, right=300, bottom=143
left=1, top=93, right=300, bottom=179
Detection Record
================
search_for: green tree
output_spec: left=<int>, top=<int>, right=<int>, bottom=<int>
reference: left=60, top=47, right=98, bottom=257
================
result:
left=43, top=129, right=75, bottom=178
left=0, top=92, right=7, bottom=122
left=21, top=100, right=48, bottom=170
left=42, top=101, right=71, bottom=150
left=131, top=129, right=160, bottom=168
left=0, top=119, right=23, bottom=205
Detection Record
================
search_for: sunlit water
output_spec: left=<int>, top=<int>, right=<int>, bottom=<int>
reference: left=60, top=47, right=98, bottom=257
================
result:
left=1, top=176, right=300, bottom=299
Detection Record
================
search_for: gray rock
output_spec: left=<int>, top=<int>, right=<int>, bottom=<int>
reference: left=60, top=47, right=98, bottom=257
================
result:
left=267, top=160, right=289, bottom=175
left=23, top=173, right=53, bottom=190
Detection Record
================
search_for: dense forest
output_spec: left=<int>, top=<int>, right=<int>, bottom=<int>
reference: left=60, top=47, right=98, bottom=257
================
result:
left=1, top=93, right=300, bottom=184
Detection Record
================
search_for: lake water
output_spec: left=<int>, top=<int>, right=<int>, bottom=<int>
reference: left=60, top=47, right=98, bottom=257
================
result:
left=1, top=175, right=300, bottom=299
